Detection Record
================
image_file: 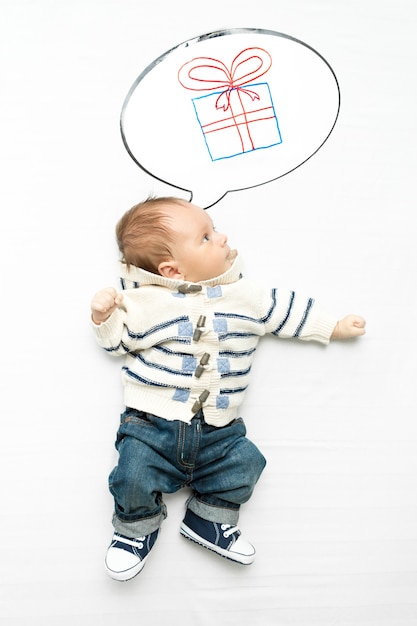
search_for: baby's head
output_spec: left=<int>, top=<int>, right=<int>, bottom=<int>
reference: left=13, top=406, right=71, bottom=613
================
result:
left=116, top=196, right=235, bottom=282
left=116, top=196, right=181, bottom=274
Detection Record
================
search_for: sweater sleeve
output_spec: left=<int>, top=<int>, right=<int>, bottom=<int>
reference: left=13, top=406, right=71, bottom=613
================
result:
left=296, top=304, right=338, bottom=345
left=91, top=307, right=128, bottom=355
left=260, top=287, right=338, bottom=345
left=91, top=287, right=182, bottom=355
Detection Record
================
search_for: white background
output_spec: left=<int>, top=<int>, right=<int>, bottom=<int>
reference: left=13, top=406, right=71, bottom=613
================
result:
left=1, top=1, right=416, bottom=625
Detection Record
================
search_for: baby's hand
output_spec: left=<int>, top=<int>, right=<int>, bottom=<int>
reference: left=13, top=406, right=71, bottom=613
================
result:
left=331, top=314, right=366, bottom=340
left=91, top=288, right=123, bottom=325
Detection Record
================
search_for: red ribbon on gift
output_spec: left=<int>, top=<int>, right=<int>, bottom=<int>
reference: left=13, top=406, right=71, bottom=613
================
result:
left=178, top=47, right=272, bottom=112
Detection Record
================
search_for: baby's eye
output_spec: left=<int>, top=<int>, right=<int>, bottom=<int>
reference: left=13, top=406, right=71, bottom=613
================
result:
left=203, top=234, right=210, bottom=242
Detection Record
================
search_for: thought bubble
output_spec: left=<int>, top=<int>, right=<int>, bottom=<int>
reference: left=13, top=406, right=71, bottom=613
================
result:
left=121, top=28, right=340, bottom=208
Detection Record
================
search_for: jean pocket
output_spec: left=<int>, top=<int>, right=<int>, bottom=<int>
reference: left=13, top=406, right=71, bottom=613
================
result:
left=121, top=408, right=154, bottom=428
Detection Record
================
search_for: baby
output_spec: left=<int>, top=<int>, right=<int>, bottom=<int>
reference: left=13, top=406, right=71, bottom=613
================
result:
left=91, top=196, right=366, bottom=581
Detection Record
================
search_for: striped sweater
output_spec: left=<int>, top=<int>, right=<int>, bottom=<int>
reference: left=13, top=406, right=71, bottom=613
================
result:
left=92, top=254, right=338, bottom=427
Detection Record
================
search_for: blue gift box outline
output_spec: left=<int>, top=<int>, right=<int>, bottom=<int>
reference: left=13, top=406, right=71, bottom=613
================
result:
left=191, top=81, right=283, bottom=162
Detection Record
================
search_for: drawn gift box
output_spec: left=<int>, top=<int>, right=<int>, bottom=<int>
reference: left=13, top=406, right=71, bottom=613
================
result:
left=178, top=48, right=282, bottom=161
left=191, top=82, right=282, bottom=161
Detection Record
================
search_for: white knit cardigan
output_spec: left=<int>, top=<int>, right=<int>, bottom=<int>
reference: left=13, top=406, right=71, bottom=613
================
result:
left=92, top=255, right=337, bottom=427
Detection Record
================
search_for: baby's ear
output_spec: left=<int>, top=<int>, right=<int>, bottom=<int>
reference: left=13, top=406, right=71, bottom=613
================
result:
left=158, top=260, right=183, bottom=279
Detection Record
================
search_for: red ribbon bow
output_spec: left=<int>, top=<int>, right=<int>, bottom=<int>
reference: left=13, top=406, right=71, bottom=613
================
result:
left=178, top=47, right=272, bottom=111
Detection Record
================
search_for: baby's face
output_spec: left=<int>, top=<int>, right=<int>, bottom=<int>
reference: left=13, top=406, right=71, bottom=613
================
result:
left=165, top=202, right=235, bottom=282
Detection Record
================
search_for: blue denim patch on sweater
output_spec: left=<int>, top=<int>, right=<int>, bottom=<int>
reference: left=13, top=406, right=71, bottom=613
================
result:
left=173, top=389, right=190, bottom=403
left=207, top=286, right=222, bottom=298
left=178, top=321, right=193, bottom=336
left=183, top=356, right=197, bottom=372
left=213, top=318, right=228, bottom=333
left=217, top=358, right=230, bottom=374
left=216, top=395, right=229, bottom=409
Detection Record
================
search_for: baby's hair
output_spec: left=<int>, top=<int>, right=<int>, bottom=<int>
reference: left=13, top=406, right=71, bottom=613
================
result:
left=116, top=196, right=188, bottom=274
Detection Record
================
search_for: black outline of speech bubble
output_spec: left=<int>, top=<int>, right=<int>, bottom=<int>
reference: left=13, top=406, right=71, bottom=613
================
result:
left=120, top=27, right=341, bottom=208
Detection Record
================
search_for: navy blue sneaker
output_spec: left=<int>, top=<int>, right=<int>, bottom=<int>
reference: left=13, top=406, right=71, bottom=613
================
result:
left=180, top=509, right=255, bottom=564
left=105, top=529, right=159, bottom=581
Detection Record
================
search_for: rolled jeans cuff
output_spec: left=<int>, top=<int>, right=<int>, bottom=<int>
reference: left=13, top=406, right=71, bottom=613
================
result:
left=186, top=494, right=240, bottom=525
left=112, top=503, right=167, bottom=538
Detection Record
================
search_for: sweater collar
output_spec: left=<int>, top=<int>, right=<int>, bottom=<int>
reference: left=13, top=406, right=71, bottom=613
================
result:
left=119, top=251, right=243, bottom=291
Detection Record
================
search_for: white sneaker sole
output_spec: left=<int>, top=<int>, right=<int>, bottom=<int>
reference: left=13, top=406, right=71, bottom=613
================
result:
left=180, top=523, right=255, bottom=565
left=105, top=552, right=149, bottom=582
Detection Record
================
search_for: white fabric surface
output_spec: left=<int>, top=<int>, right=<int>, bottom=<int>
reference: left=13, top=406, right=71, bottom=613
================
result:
left=1, top=1, right=416, bottom=624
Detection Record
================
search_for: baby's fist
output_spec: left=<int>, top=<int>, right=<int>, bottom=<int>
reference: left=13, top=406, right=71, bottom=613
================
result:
left=91, top=287, right=123, bottom=325
left=331, top=314, right=366, bottom=340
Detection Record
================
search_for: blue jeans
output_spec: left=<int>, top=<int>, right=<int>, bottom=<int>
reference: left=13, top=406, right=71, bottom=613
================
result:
left=108, top=408, right=266, bottom=538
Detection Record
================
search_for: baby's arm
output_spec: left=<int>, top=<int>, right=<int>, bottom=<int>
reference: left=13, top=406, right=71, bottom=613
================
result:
left=91, top=287, right=123, bottom=325
left=331, top=314, right=366, bottom=340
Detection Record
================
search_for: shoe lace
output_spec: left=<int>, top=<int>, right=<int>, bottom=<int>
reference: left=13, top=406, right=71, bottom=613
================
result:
left=221, top=524, right=239, bottom=538
left=111, top=533, right=149, bottom=555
